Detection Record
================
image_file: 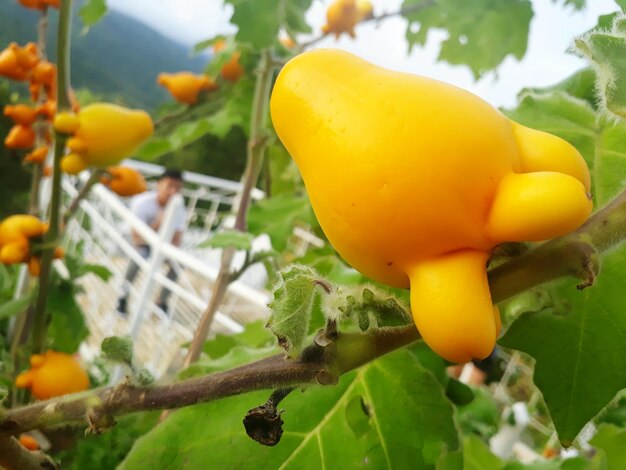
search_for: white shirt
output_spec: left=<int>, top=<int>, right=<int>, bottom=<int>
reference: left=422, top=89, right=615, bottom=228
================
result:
left=130, top=191, right=186, bottom=235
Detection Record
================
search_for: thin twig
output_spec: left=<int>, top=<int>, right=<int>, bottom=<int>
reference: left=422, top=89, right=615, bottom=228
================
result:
left=182, top=50, right=275, bottom=368
left=62, top=169, right=104, bottom=224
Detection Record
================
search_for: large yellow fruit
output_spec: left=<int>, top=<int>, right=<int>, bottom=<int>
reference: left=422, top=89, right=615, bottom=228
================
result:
left=69, top=103, right=154, bottom=167
left=270, top=49, right=592, bottom=363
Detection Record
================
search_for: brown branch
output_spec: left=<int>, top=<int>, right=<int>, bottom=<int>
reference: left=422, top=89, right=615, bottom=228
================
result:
left=0, top=436, right=58, bottom=470
left=0, top=326, right=418, bottom=438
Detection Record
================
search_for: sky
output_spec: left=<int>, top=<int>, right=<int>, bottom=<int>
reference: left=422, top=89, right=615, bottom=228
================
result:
left=106, top=0, right=619, bottom=107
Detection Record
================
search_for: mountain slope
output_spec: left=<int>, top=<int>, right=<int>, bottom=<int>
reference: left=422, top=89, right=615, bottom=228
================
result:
left=0, top=1, right=208, bottom=109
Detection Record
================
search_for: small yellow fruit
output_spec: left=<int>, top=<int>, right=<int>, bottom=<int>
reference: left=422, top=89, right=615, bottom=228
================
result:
left=53, top=111, right=81, bottom=134
left=60, top=153, right=88, bottom=175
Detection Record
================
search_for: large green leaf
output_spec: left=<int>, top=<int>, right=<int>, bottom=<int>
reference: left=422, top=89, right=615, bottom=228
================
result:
left=226, top=0, right=312, bottom=49
left=501, top=92, right=626, bottom=445
left=120, top=347, right=459, bottom=469
left=402, top=0, right=532, bottom=78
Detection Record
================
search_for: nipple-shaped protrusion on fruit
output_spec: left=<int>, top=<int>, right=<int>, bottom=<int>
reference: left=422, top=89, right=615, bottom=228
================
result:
left=512, top=122, right=591, bottom=191
left=406, top=250, right=498, bottom=363
left=486, top=172, right=592, bottom=242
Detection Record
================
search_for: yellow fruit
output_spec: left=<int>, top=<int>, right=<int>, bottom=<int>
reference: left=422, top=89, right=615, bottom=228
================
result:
left=270, top=49, right=592, bottom=362
left=0, top=239, right=30, bottom=265
left=0, top=215, right=46, bottom=246
left=221, top=52, right=244, bottom=83
left=102, top=166, right=147, bottom=197
left=4, top=124, right=35, bottom=149
left=15, top=351, right=90, bottom=400
left=3, top=104, right=38, bottom=126
left=60, top=153, right=88, bottom=175
left=279, top=36, right=296, bottom=49
left=69, top=103, right=154, bottom=167
left=53, top=111, right=81, bottom=134
left=356, top=0, right=373, bottom=21
left=24, top=145, right=49, bottom=164
left=157, top=72, right=218, bottom=105
left=322, top=0, right=360, bottom=38
left=28, top=256, right=41, bottom=276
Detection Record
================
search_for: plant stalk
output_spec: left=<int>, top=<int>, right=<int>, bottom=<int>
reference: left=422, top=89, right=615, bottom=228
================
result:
left=30, top=0, right=73, bottom=353
left=182, top=50, right=275, bottom=368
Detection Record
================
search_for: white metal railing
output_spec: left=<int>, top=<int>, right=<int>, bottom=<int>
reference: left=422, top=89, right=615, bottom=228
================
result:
left=60, top=161, right=271, bottom=377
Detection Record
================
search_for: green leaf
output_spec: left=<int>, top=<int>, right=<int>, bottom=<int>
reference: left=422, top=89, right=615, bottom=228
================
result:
left=266, top=143, right=304, bottom=196
left=463, top=434, right=502, bottom=470
left=599, top=395, right=626, bottom=427
left=134, top=368, right=155, bottom=386
left=502, top=91, right=626, bottom=445
left=0, top=294, right=32, bottom=320
left=79, top=0, right=108, bottom=29
left=57, top=412, right=159, bottom=470
left=403, top=0, right=532, bottom=78
left=344, top=395, right=370, bottom=439
left=135, top=138, right=172, bottom=160
left=193, top=35, right=228, bottom=55
left=47, top=281, right=89, bottom=354
left=248, top=193, right=317, bottom=252
left=444, top=378, right=474, bottom=406
left=618, top=1, right=626, bottom=12
left=121, top=347, right=459, bottom=469
left=456, top=387, right=501, bottom=440
left=521, top=68, right=597, bottom=108
left=226, top=0, right=312, bottom=49
left=63, top=253, right=112, bottom=281
left=558, top=0, right=586, bottom=9
left=324, top=285, right=411, bottom=330
left=77, top=264, right=112, bottom=281
left=198, top=230, right=255, bottom=250
left=267, top=264, right=328, bottom=357
left=101, top=336, right=133, bottom=365
left=575, top=14, right=626, bottom=119
left=590, top=424, right=626, bottom=469
left=201, top=320, right=275, bottom=359
left=211, top=76, right=255, bottom=137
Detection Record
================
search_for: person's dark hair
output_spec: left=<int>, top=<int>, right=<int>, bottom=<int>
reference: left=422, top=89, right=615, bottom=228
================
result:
left=158, top=168, right=183, bottom=181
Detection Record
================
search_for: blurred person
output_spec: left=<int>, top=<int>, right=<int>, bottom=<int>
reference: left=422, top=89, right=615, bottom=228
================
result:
left=116, top=169, right=186, bottom=316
